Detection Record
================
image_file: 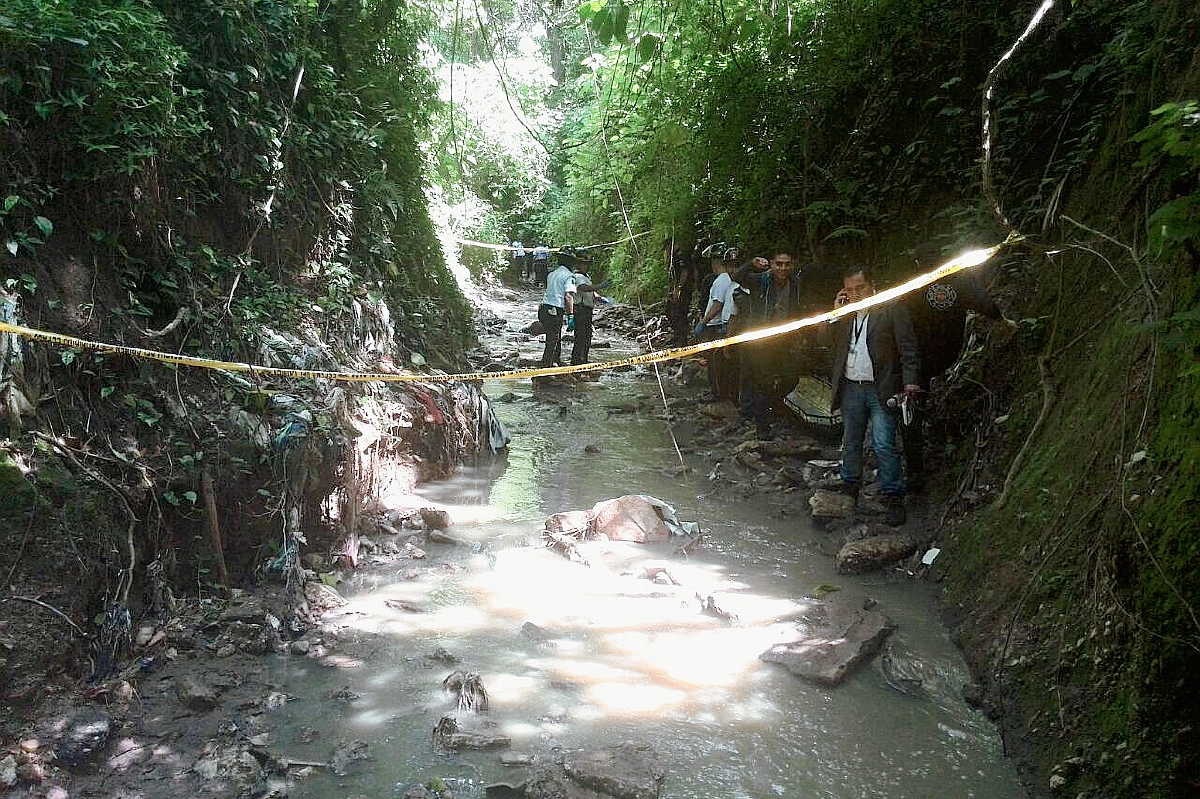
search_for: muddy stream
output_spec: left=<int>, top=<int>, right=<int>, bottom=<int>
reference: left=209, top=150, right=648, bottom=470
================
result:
left=267, top=290, right=1027, bottom=799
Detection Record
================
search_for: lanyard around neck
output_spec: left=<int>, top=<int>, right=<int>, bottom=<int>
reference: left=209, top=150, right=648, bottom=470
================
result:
left=852, top=313, right=868, bottom=348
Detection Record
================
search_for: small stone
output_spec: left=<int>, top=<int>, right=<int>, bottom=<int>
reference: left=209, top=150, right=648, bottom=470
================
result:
left=290, top=640, right=311, bottom=655
left=0, top=755, right=16, bottom=789
left=420, top=508, right=452, bottom=530
left=178, top=674, right=219, bottom=711
left=1050, top=774, right=1067, bottom=790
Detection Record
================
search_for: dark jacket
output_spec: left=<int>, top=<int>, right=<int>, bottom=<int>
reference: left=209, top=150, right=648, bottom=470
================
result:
left=902, top=272, right=1001, bottom=388
left=733, top=268, right=804, bottom=324
left=830, top=302, right=920, bottom=411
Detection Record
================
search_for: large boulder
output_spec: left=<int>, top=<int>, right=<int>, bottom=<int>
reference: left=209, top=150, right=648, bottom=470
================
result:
left=590, top=496, right=671, bottom=543
left=760, top=598, right=895, bottom=686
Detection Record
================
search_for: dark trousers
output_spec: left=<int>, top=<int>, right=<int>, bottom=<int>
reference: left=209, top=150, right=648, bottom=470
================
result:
left=701, top=324, right=738, bottom=401
left=539, top=303, right=565, bottom=367
left=534, top=260, right=549, bottom=287
left=740, top=336, right=799, bottom=425
left=570, top=304, right=594, bottom=365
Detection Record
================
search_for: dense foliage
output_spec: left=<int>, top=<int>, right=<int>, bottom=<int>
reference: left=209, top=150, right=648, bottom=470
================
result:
left=1, top=0, right=469, bottom=360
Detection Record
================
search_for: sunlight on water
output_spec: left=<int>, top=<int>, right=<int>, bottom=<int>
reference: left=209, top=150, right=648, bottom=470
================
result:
left=267, top=359, right=1027, bottom=798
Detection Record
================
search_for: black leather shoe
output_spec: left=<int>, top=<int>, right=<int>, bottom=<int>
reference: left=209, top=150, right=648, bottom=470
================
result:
left=837, top=481, right=860, bottom=501
left=885, top=495, right=906, bottom=526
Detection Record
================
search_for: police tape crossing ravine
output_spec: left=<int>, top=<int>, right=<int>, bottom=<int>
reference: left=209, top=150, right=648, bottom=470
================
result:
left=0, top=239, right=1014, bottom=384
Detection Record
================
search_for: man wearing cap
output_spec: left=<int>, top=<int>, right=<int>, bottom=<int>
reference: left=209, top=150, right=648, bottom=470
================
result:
left=539, top=248, right=577, bottom=368
left=569, top=253, right=605, bottom=366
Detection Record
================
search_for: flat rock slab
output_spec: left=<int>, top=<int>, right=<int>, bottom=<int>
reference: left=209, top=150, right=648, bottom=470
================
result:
left=836, top=534, right=917, bottom=574
left=808, top=488, right=854, bottom=519
left=760, top=599, right=895, bottom=686
left=526, top=742, right=665, bottom=799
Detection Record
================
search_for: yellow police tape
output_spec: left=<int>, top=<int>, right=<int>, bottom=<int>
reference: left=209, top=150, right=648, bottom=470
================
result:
left=0, top=237, right=1015, bottom=385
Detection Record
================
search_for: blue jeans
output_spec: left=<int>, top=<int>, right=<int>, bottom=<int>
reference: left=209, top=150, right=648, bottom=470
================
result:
left=840, top=382, right=904, bottom=496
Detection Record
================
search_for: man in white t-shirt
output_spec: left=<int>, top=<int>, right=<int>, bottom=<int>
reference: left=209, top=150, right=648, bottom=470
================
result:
left=538, top=249, right=577, bottom=368
left=692, top=248, right=740, bottom=400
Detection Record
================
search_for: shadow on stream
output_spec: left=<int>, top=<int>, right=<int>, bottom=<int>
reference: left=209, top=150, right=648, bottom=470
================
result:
left=264, top=288, right=1028, bottom=799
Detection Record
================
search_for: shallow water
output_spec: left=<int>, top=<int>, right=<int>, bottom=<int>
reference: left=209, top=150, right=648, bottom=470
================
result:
left=267, top=299, right=1027, bottom=799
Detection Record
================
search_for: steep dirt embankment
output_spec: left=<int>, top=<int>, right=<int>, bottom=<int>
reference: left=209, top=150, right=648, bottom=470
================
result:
left=913, top=101, right=1200, bottom=799
left=0, top=259, right=491, bottom=748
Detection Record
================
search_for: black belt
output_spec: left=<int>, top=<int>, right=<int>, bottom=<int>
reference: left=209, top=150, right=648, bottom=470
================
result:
left=846, top=378, right=874, bottom=385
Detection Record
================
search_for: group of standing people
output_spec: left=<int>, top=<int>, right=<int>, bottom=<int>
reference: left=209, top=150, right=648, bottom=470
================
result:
left=665, top=236, right=1005, bottom=527
left=510, top=240, right=552, bottom=286
left=536, top=246, right=607, bottom=369
left=670, top=240, right=808, bottom=440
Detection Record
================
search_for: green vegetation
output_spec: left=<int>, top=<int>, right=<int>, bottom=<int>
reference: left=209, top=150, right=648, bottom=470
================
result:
left=1, top=0, right=1198, bottom=792
left=1, top=0, right=469, bottom=355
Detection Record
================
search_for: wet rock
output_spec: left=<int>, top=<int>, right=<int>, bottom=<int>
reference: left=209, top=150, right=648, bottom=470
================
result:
left=525, top=742, right=665, bottom=799
left=404, top=541, right=427, bottom=559
left=836, top=534, right=917, bottom=574
left=808, top=488, right=854, bottom=519
left=444, top=671, right=489, bottom=712
left=329, top=739, right=373, bottom=775
left=521, top=622, right=554, bottom=641
left=591, top=495, right=671, bottom=543
left=757, top=440, right=823, bottom=459
left=486, top=781, right=529, bottom=798
left=773, top=465, right=805, bottom=486
left=178, top=674, right=220, bottom=711
left=546, top=510, right=592, bottom=537
left=54, top=706, right=112, bottom=767
left=500, top=751, right=535, bottom=766
left=219, top=597, right=273, bottom=626
left=760, top=598, right=896, bottom=686
left=0, top=754, right=14, bottom=788
left=358, top=535, right=378, bottom=554
left=433, top=716, right=510, bottom=751
left=304, top=580, right=348, bottom=613
left=420, top=646, right=460, bottom=667
left=421, top=508, right=452, bottom=530
left=219, top=620, right=275, bottom=655
left=446, top=730, right=512, bottom=750
left=192, top=742, right=262, bottom=793
left=698, top=593, right=739, bottom=625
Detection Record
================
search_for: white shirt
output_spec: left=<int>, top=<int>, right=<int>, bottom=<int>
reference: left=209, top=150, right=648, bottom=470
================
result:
left=532, top=245, right=550, bottom=261
left=542, top=265, right=577, bottom=309
left=844, top=311, right=874, bottom=381
left=704, top=272, right=738, bottom=325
